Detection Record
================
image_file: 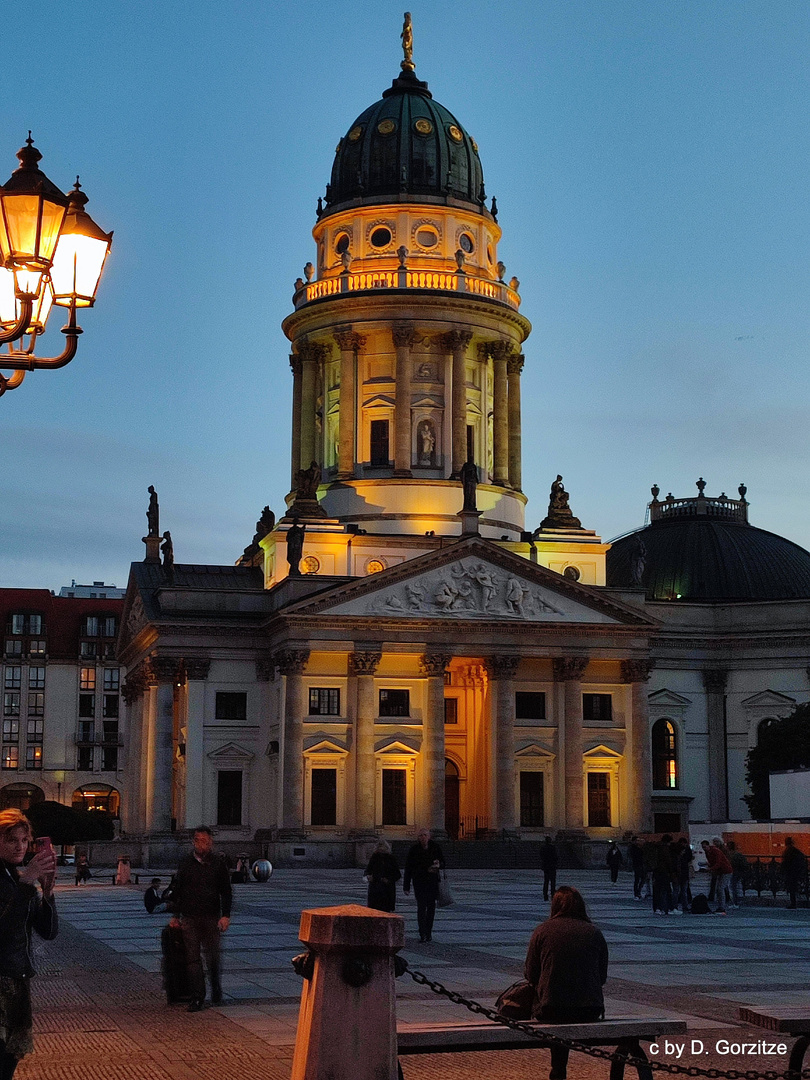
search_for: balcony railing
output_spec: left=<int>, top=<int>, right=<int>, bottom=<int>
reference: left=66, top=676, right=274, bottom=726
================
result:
left=293, top=266, right=521, bottom=311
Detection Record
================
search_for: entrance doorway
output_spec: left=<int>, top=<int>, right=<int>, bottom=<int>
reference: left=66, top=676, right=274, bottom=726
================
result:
left=445, top=759, right=460, bottom=840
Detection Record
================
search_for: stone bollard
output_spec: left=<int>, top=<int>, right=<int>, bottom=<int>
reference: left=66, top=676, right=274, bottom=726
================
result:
left=291, top=904, right=404, bottom=1080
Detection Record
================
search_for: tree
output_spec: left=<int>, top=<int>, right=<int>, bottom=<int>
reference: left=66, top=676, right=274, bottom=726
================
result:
left=744, top=704, right=810, bottom=818
left=26, top=801, right=115, bottom=845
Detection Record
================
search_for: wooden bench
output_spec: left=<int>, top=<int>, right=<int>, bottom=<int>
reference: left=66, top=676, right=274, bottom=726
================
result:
left=739, top=1007, right=810, bottom=1074
left=398, top=1018, right=688, bottom=1080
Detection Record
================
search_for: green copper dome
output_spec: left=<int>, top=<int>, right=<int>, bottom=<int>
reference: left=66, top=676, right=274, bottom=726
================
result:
left=323, top=68, right=486, bottom=217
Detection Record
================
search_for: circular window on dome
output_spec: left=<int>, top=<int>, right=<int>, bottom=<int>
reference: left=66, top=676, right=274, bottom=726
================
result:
left=448, top=124, right=464, bottom=143
left=370, top=226, right=392, bottom=249
left=365, top=559, right=386, bottom=575
left=348, top=126, right=363, bottom=142
left=563, top=565, right=581, bottom=582
left=471, top=137, right=479, bottom=153
left=302, top=555, right=321, bottom=575
left=377, top=118, right=396, bottom=135
left=416, top=227, right=438, bottom=249
left=335, top=232, right=350, bottom=255
left=459, top=232, right=474, bottom=254
left=414, top=118, right=433, bottom=136
left=335, top=139, right=343, bottom=154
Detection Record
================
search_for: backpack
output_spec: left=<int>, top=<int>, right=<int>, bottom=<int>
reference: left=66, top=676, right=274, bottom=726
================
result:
left=495, top=979, right=535, bottom=1020
left=690, top=893, right=710, bottom=914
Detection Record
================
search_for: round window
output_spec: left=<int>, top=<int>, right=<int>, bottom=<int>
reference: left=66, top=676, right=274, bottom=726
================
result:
left=348, top=126, right=363, bottom=142
left=302, top=555, right=321, bottom=575
left=366, top=559, right=386, bottom=575
left=414, top=118, right=433, bottom=135
left=370, top=227, right=392, bottom=249
left=563, top=566, right=581, bottom=582
left=377, top=118, right=396, bottom=135
left=335, top=233, right=350, bottom=255
left=416, top=228, right=438, bottom=249
left=459, top=233, right=474, bottom=254
left=448, top=125, right=463, bottom=143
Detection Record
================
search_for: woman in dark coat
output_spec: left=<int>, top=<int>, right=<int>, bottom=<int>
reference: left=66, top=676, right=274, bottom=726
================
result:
left=524, top=886, right=608, bottom=1080
left=364, top=839, right=401, bottom=912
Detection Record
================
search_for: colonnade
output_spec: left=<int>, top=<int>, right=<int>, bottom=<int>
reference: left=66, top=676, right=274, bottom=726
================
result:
left=288, top=327, right=525, bottom=490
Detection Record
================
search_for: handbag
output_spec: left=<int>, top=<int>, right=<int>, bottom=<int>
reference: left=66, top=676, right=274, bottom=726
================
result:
left=436, top=870, right=454, bottom=907
left=495, top=978, right=535, bottom=1020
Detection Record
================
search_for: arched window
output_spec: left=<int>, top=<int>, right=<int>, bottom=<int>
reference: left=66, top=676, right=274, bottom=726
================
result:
left=757, top=717, right=778, bottom=743
left=0, top=782, right=44, bottom=811
left=72, top=785, right=120, bottom=817
left=651, top=718, right=678, bottom=790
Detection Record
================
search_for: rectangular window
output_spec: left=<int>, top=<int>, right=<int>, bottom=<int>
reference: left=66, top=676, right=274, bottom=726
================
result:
left=103, top=695, right=119, bottom=718
left=78, top=695, right=95, bottom=718
left=310, top=768, right=337, bottom=826
left=2, top=745, right=18, bottom=769
left=28, top=641, right=46, bottom=658
left=4, top=668, right=21, bottom=690
left=583, top=693, right=612, bottom=722
left=80, top=667, right=96, bottom=691
left=25, top=745, right=42, bottom=771
left=2, top=719, right=18, bottom=741
left=4, top=640, right=22, bottom=657
left=308, top=688, right=340, bottom=716
left=28, top=615, right=42, bottom=635
left=444, top=697, right=458, bottom=725
left=215, top=692, right=247, bottom=721
left=587, top=772, right=611, bottom=827
left=101, top=746, right=119, bottom=771
left=77, top=719, right=94, bottom=743
left=27, top=719, right=43, bottom=743
left=3, top=693, right=20, bottom=716
left=515, top=692, right=546, bottom=721
left=102, top=720, right=119, bottom=742
left=217, top=770, right=243, bottom=827
left=10, top=615, right=24, bottom=636
left=379, top=689, right=409, bottom=717
left=28, top=666, right=45, bottom=689
left=370, top=419, right=390, bottom=466
left=76, top=746, right=93, bottom=771
left=103, top=617, right=117, bottom=637
left=80, top=642, right=97, bottom=659
left=520, top=772, right=545, bottom=827
left=103, top=668, right=120, bottom=692
left=381, top=769, right=407, bottom=825
left=82, top=616, right=99, bottom=637
left=27, top=693, right=44, bottom=717
left=102, top=643, right=116, bottom=660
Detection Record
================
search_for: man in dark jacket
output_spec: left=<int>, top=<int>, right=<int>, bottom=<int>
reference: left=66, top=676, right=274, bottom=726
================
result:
left=539, top=836, right=558, bottom=901
left=628, top=836, right=645, bottom=900
left=606, top=841, right=623, bottom=884
left=651, top=834, right=676, bottom=915
left=403, top=828, right=445, bottom=942
left=169, top=827, right=232, bottom=1010
left=782, top=836, right=806, bottom=909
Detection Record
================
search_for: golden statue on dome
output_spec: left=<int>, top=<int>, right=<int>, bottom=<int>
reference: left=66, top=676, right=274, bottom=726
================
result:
left=401, top=12, right=415, bottom=72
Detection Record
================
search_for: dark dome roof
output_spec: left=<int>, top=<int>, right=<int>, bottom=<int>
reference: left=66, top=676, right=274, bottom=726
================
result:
left=324, top=69, right=485, bottom=216
left=607, top=517, right=810, bottom=602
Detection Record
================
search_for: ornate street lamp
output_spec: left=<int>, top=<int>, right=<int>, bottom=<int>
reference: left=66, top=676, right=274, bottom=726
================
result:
left=0, top=135, right=113, bottom=396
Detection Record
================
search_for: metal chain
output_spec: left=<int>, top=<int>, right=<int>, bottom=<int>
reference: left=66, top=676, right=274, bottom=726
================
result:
left=403, top=965, right=810, bottom=1080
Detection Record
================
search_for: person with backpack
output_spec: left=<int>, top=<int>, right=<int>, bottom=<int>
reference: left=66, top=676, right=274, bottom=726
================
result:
left=782, top=837, right=806, bottom=909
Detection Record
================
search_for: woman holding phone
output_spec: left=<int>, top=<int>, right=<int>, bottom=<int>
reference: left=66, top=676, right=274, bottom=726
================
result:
left=0, top=808, right=58, bottom=1080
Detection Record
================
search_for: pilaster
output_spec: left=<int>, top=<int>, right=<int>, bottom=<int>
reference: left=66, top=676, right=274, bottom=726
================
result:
left=335, top=328, right=365, bottom=479
left=392, top=325, right=414, bottom=476
left=278, top=648, right=311, bottom=830
left=485, top=655, right=520, bottom=834
left=507, top=354, right=524, bottom=491
left=443, top=329, right=472, bottom=477
left=349, top=650, right=382, bottom=830
left=491, top=341, right=512, bottom=487
left=419, top=653, right=451, bottom=833
left=554, top=656, right=589, bottom=830
left=703, top=668, right=728, bottom=821
left=621, top=658, right=655, bottom=832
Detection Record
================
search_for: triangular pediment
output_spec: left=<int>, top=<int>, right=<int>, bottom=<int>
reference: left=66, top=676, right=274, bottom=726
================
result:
left=649, top=688, right=693, bottom=707
left=375, top=736, right=420, bottom=754
left=208, top=742, right=254, bottom=763
left=584, top=742, right=623, bottom=759
left=284, top=538, right=654, bottom=627
left=303, top=737, right=348, bottom=754
left=515, top=742, right=555, bottom=759
left=741, top=690, right=796, bottom=710
left=364, top=393, right=395, bottom=408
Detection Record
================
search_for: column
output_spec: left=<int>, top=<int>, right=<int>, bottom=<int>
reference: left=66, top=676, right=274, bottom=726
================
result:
left=507, top=353, right=524, bottom=491
left=290, top=353, right=302, bottom=489
left=148, top=657, right=180, bottom=833
left=621, top=659, right=655, bottom=832
left=299, top=343, right=327, bottom=471
left=121, top=661, right=155, bottom=834
left=553, top=656, right=589, bottom=830
left=392, top=325, right=414, bottom=476
left=183, top=659, right=211, bottom=829
left=419, top=653, right=451, bottom=834
left=350, top=650, right=381, bottom=831
left=443, top=329, right=472, bottom=477
left=491, top=341, right=512, bottom=487
left=703, top=669, right=728, bottom=821
left=485, top=655, right=520, bottom=834
left=278, top=648, right=310, bottom=830
left=334, top=328, right=365, bottom=479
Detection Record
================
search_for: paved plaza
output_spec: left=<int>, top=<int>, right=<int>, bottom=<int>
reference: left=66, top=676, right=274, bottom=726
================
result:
left=15, top=867, right=810, bottom=1080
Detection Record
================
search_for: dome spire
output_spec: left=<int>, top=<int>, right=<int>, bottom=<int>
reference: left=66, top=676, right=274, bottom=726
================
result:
left=401, top=12, right=415, bottom=73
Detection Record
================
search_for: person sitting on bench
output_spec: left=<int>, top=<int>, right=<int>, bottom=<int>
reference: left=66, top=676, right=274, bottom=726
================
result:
left=144, top=877, right=168, bottom=914
left=524, top=886, right=609, bottom=1080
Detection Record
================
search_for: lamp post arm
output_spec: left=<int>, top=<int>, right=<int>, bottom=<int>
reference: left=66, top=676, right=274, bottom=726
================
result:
left=0, top=306, right=82, bottom=370
left=0, top=296, right=34, bottom=345
left=0, top=370, right=26, bottom=395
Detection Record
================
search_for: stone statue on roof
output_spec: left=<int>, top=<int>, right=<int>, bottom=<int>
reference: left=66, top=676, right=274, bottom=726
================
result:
left=146, top=486, right=159, bottom=537
left=286, top=522, right=306, bottom=577
left=539, top=475, right=582, bottom=530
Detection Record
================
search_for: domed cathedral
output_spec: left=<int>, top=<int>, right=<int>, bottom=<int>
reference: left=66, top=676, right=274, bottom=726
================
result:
left=115, top=19, right=810, bottom=867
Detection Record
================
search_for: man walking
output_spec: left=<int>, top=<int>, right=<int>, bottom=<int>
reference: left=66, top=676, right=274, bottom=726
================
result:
left=782, top=836, right=806, bottom=909
left=169, top=827, right=232, bottom=1010
left=403, top=828, right=445, bottom=943
left=701, top=839, right=732, bottom=915
left=539, top=836, right=558, bottom=901
left=606, top=841, right=623, bottom=884
left=628, top=836, right=645, bottom=900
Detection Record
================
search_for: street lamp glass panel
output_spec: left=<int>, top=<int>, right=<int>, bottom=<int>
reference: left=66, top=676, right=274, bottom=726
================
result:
left=0, top=193, right=66, bottom=270
left=50, top=232, right=110, bottom=307
left=12, top=267, right=43, bottom=298
left=0, top=268, right=15, bottom=325
left=27, top=280, right=53, bottom=332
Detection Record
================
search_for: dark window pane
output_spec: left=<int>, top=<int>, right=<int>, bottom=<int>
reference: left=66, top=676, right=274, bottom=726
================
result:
left=76, top=747, right=93, bottom=771
left=651, top=718, right=678, bottom=790
left=102, top=747, right=119, bottom=771
left=583, top=694, right=612, bottom=722
left=79, top=695, right=95, bottom=718
left=587, top=772, right=611, bottom=827
left=215, top=692, right=247, bottom=721
left=217, top=770, right=243, bottom=826
left=77, top=720, right=94, bottom=742
left=520, top=772, right=544, bottom=827
left=381, top=769, right=407, bottom=825
left=444, top=698, right=458, bottom=725
left=379, top=689, right=409, bottom=717
left=310, top=768, right=337, bottom=826
left=103, top=695, right=119, bottom=718
left=515, top=692, right=546, bottom=720
left=370, top=419, right=389, bottom=466
left=308, top=688, right=340, bottom=716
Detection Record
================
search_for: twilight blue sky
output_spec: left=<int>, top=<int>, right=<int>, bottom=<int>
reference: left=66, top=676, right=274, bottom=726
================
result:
left=2, top=1, right=809, bottom=590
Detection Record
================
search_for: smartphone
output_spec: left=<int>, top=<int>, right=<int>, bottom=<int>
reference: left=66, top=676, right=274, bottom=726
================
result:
left=34, top=836, right=54, bottom=855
